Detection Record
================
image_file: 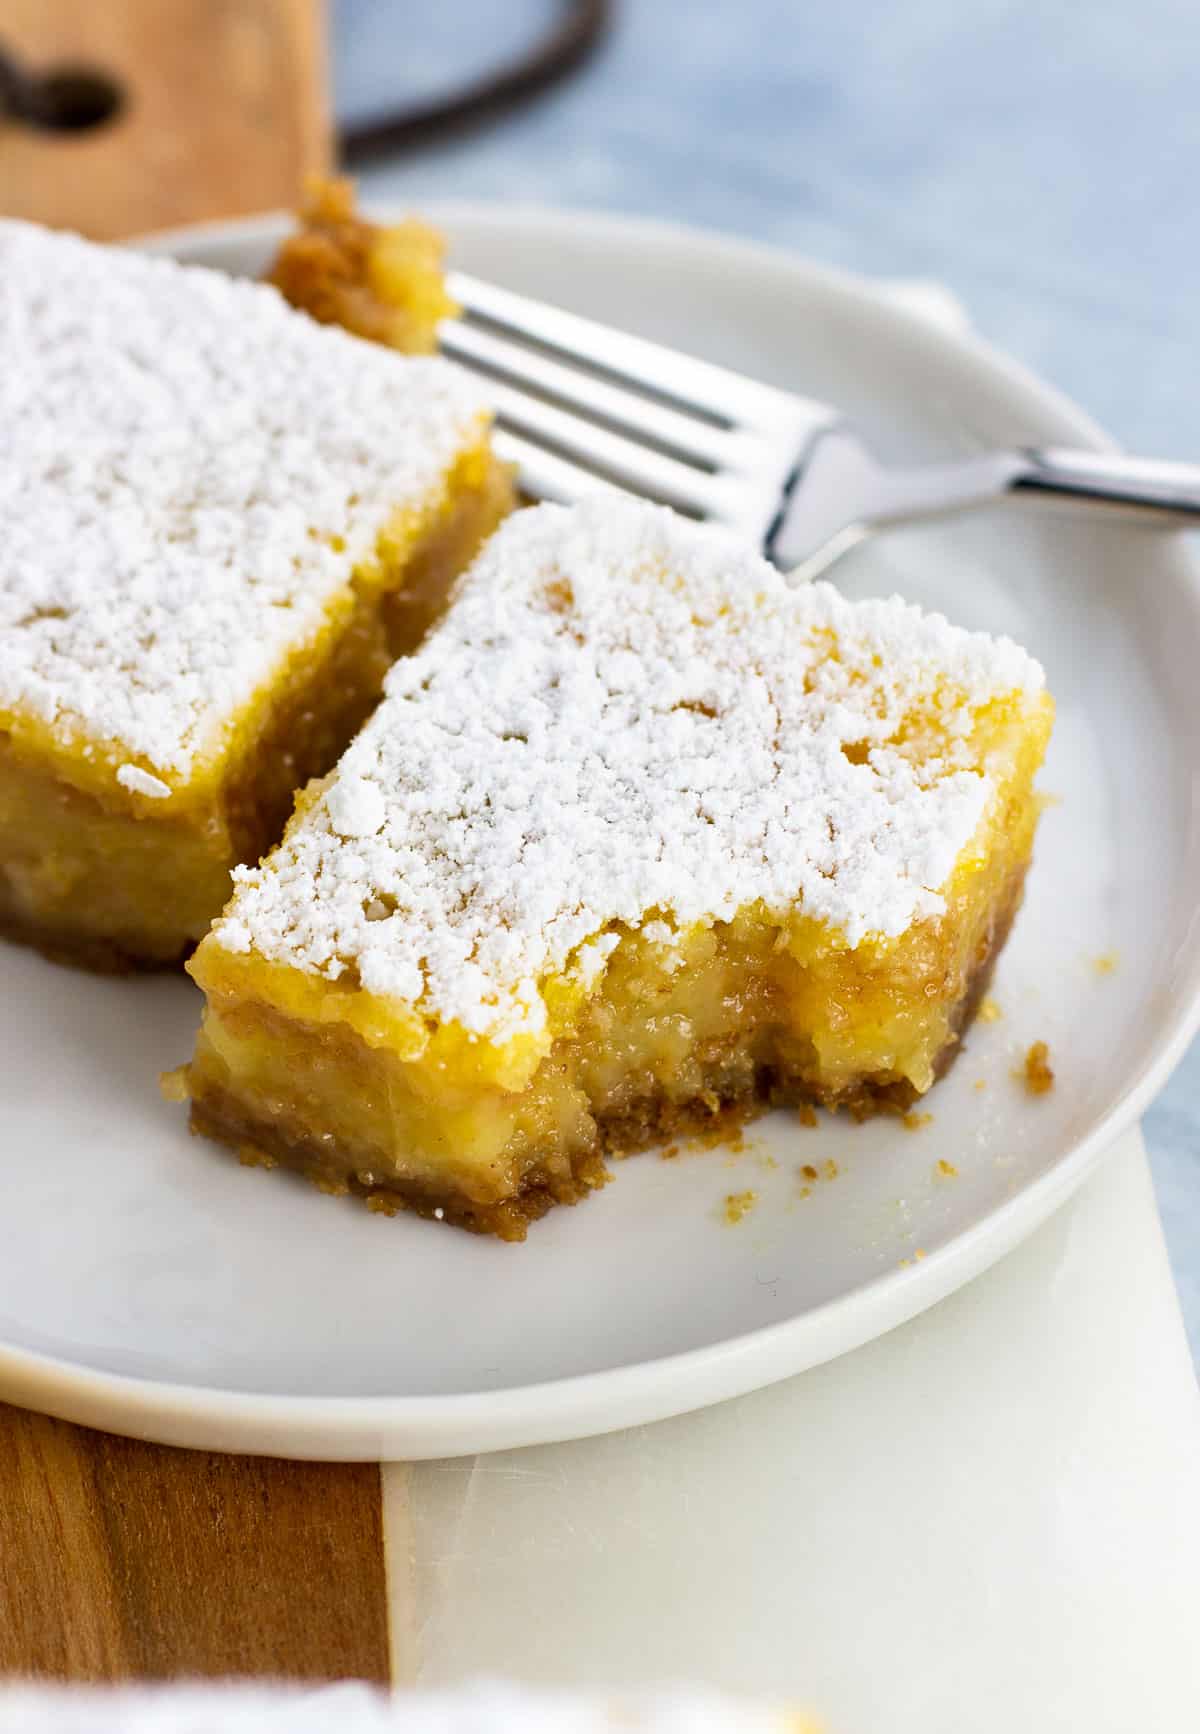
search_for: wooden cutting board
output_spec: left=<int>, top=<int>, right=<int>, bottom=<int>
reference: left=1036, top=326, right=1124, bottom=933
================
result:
left=0, top=0, right=330, bottom=239
left=0, top=1, right=393, bottom=1685
left=0, top=1408, right=390, bottom=1680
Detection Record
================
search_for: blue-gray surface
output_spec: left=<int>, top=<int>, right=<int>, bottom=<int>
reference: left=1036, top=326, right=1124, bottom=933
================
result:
left=334, top=0, right=1199, bottom=1360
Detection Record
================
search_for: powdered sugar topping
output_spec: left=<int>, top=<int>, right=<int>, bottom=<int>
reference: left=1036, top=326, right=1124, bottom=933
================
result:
left=0, top=220, right=488, bottom=780
left=216, top=499, right=1046, bottom=1038
left=115, top=764, right=171, bottom=799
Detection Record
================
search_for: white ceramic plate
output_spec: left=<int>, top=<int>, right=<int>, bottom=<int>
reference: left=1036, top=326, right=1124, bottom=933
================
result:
left=3, top=207, right=1199, bottom=1460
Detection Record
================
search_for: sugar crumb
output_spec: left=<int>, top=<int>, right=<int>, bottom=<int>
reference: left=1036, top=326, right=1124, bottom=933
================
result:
left=903, top=1110, right=932, bottom=1132
left=117, top=764, right=172, bottom=799
left=1093, top=951, right=1119, bottom=977
left=936, top=1158, right=959, bottom=1179
left=978, top=998, right=1003, bottom=1023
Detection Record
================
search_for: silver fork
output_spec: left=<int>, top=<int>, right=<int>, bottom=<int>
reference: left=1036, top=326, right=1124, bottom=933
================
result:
left=440, top=271, right=1200, bottom=581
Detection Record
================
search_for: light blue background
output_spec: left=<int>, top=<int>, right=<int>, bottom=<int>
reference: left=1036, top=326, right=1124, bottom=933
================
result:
left=334, top=0, right=1200, bottom=1358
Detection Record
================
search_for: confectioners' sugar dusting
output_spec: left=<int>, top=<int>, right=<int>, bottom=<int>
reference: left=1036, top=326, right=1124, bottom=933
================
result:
left=115, top=763, right=171, bottom=799
left=0, top=219, right=489, bottom=778
left=217, top=498, right=1046, bottom=1037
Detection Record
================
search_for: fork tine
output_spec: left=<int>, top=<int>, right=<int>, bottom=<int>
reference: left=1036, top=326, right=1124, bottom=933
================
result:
left=447, top=270, right=814, bottom=433
left=492, top=428, right=785, bottom=545
left=489, top=429, right=624, bottom=503
left=441, top=318, right=735, bottom=469
left=479, top=377, right=723, bottom=514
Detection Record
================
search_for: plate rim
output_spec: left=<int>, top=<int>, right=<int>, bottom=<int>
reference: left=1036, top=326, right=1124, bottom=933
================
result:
left=5, top=201, right=1198, bottom=1460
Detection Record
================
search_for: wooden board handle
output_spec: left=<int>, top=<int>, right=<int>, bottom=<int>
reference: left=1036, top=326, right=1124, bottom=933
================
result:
left=0, top=1403, right=390, bottom=1680
left=0, top=0, right=331, bottom=239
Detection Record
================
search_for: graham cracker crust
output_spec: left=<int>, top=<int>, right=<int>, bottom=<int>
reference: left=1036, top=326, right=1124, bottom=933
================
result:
left=187, top=863, right=1028, bottom=1241
left=0, top=896, right=191, bottom=975
left=188, top=1087, right=611, bottom=1243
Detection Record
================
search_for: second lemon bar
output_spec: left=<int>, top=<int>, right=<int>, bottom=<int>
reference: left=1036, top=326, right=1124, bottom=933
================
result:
left=181, top=498, right=1053, bottom=1238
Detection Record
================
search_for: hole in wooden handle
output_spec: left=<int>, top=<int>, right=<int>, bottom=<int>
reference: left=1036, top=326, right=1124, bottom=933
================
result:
left=29, top=65, right=125, bottom=132
left=0, top=46, right=125, bottom=134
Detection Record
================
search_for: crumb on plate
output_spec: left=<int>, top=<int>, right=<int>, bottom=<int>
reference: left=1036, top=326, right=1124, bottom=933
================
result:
left=723, top=1190, right=758, bottom=1225
left=1022, top=1040, right=1055, bottom=1095
left=158, top=1065, right=188, bottom=1104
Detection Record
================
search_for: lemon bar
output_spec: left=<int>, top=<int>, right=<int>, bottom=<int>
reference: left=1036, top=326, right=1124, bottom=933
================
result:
left=0, top=219, right=510, bottom=970
left=182, top=498, right=1053, bottom=1238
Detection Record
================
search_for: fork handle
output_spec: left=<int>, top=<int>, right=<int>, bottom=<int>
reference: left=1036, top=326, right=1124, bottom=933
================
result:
left=1017, top=447, right=1200, bottom=516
